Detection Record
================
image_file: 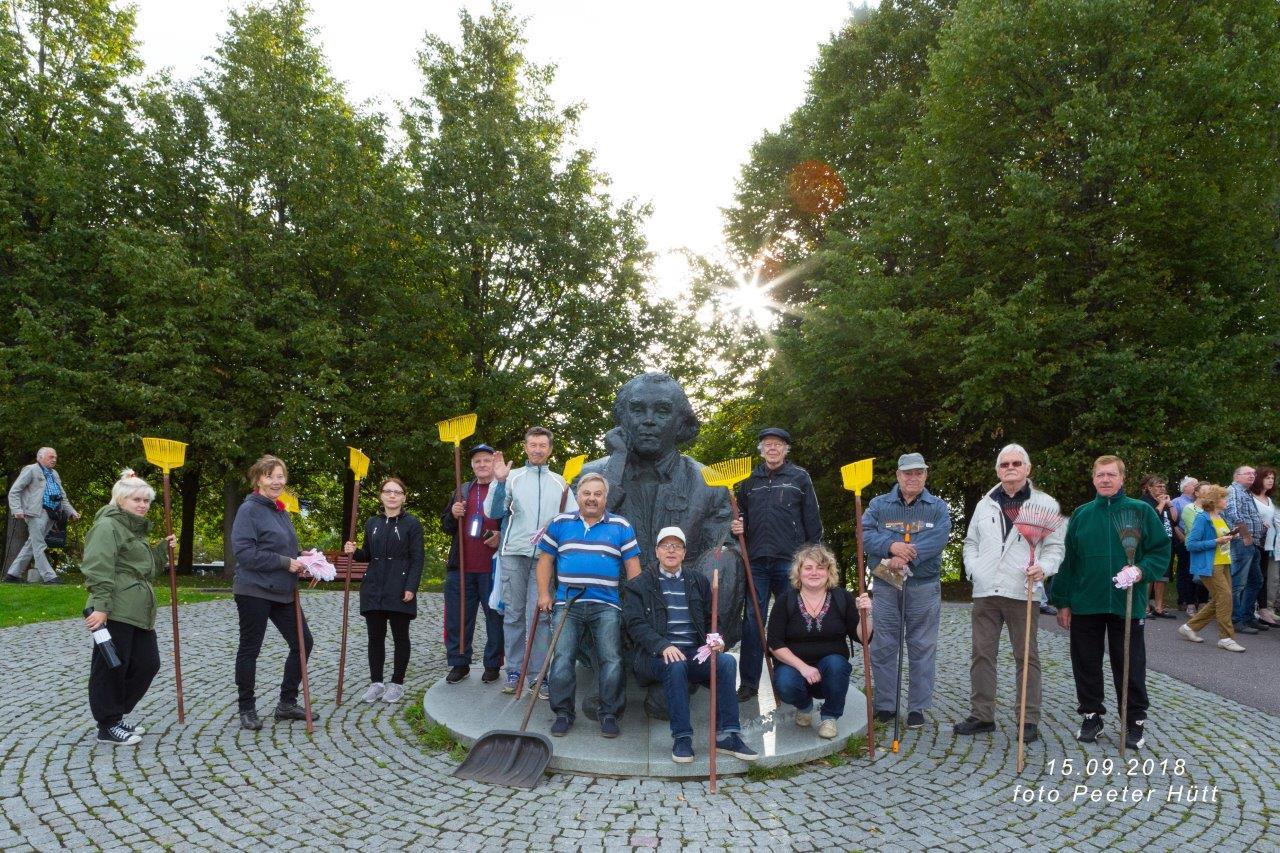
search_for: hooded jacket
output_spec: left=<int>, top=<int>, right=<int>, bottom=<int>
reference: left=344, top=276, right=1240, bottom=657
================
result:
left=82, top=504, right=163, bottom=630
left=1050, top=490, right=1171, bottom=618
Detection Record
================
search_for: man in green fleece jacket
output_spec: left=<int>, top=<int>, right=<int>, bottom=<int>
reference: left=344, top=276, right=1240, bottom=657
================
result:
left=1052, top=455, right=1170, bottom=750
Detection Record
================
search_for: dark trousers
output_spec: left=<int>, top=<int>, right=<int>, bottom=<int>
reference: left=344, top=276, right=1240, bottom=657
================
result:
left=1068, top=613, right=1148, bottom=725
left=234, top=594, right=313, bottom=712
left=634, top=650, right=740, bottom=740
left=740, top=556, right=792, bottom=690
left=88, top=620, right=160, bottom=731
left=365, top=611, right=412, bottom=684
left=443, top=570, right=503, bottom=669
left=1173, top=539, right=1208, bottom=607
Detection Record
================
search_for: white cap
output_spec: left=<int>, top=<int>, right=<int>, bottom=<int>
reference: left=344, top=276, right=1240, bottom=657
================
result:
left=656, top=526, right=686, bottom=545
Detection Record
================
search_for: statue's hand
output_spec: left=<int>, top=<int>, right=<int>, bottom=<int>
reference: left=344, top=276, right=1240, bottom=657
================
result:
left=603, top=426, right=629, bottom=455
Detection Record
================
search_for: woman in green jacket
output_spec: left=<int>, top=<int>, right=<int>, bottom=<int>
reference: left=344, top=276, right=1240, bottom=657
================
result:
left=83, top=470, right=175, bottom=746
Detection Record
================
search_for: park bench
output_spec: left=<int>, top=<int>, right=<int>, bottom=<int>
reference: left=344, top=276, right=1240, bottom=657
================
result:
left=323, top=551, right=368, bottom=583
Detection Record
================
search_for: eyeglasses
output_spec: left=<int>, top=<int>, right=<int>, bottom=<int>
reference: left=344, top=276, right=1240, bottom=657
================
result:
left=657, top=542, right=685, bottom=551
left=381, top=489, right=405, bottom=496
left=998, top=461, right=1025, bottom=469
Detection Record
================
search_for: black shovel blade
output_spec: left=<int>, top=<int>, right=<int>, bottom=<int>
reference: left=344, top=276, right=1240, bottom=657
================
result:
left=453, top=729, right=554, bottom=789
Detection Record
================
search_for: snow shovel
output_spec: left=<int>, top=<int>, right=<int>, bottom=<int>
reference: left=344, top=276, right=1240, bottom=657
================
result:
left=142, top=437, right=187, bottom=724
left=438, top=413, right=478, bottom=667
left=336, top=445, right=370, bottom=706
left=840, top=457, right=876, bottom=760
left=454, top=588, right=585, bottom=789
left=701, top=457, right=773, bottom=684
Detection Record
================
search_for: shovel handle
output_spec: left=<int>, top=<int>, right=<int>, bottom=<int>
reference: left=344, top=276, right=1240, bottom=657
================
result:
left=519, top=588, right=586, bottom=732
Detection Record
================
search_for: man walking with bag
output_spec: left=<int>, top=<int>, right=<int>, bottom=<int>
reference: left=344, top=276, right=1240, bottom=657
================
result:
left=7, top=447, right=79, bottom=584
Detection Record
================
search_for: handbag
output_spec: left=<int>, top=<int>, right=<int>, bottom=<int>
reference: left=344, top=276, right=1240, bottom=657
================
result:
left=43, top=506, right=67, bottom=548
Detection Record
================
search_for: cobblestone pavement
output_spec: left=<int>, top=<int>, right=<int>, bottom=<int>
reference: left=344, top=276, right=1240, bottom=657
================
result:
left=1, top=596, right=1276, bottom=852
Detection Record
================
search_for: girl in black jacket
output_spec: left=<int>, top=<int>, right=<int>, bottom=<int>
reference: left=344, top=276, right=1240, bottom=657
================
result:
left=343, top=477, right=424, bottom=703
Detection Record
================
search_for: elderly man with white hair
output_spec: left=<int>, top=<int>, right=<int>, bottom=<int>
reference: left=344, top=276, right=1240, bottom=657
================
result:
left=6, top=446, right=79, bottom=584
left=954, top=444, right=1064, bottom=744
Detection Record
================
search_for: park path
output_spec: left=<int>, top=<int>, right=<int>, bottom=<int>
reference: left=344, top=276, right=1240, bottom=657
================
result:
left=1, top=595, right=1275, bottom=851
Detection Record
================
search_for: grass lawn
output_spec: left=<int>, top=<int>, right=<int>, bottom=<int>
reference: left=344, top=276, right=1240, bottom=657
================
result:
left=1, top=579, right=229, bottom=629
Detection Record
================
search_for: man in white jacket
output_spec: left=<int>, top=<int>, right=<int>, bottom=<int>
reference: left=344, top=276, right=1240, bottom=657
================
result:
left=954, top=444, right=1065, bottom=744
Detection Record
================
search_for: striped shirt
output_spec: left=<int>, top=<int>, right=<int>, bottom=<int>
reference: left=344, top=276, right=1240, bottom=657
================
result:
left=538, top=511, right=641, bottom=609
left=658, top=570, right=697, bottom=647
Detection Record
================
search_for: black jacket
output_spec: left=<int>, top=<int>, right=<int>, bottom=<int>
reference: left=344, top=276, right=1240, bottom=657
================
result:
left=623, top=567, right=712, bottom=657
left=737, top=461, right=823, bottom=561
left=352, top=511, right=424, bottom=617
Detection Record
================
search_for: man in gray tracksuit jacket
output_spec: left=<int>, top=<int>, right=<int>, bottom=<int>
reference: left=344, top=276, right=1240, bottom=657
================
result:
left=7, top=447, right=79, bottom=583
left=484, top=427, right=577, bottom=692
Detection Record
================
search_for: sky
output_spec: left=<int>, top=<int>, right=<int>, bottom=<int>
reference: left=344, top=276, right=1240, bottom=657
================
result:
left=129, top=1, right=862, bottom=297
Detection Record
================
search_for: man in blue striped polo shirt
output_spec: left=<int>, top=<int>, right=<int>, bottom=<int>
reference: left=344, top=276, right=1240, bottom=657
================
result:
left=537, top=472, right=642, bottom=738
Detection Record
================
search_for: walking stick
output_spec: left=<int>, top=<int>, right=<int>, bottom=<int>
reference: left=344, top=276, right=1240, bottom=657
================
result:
left=840, top=459, right=876, bottom=759
left=1006, top=503, right=1067, bottom=773
left=438, top=414, right=478, bottom=669
left=701, top=459, right=773, bottom=686
left=142, top=438, right=187, bottom=724
left=336, top=446, right=371, bottom=707
left=892, top=586, right=906, bottom=753
left=294, top=585, right=314, bottom=735
left=1112, top=513, right=1143, bottom=757
left=709, top=567, right=720, bottom=793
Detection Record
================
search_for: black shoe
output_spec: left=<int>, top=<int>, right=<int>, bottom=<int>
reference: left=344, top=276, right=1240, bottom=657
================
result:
left=1248, top=619, right=1269, bottom=631
left=874, top=710, right=895, bottom=723
left=1236, top=622, right=1259, bottom=635
left=550, top=716, right=572, bottom=737
left=1153, top=610, right=1176, bottom=619
left=481, top=667, right=500, bottom=683
left=1022, top=723, right=1039, bottom=744
left=1076, top=713, right=1104, bottom=743
left=1125, top=720, right=1146, bottom=750
left=736, top=684, right=757, bottom=703
left=953, top=716, right=995, bottom=736
left=600, top=715, right=620, bottom=738
left=2, top=574, right=24, bottom=583
left=446, top=665, right=470, bottom=684
left=40, top=577, right=61, bottom=585
left=1038, top=604, right=1057, bottom=616
left=240, top=710, right=263, bottom=731
left=906, top=711, right=925, bottom=730
left=274, top=701, right=319, bottom=722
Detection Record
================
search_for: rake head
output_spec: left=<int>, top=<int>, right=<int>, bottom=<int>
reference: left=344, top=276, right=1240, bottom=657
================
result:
left=840, top=458, right=875, bottom=494
left=1008, top=502, right=1067, bottom=547
left=348, top=446, right=371, bottom=481
left=701, top=457, right=753, bottom=489
left=141, top=437, right=187, bottom=474
left=437, top=413, right=477, bottom=446
left=279, top=489, right=300, bottom=514
left=562, top=454, right=587, bottom=485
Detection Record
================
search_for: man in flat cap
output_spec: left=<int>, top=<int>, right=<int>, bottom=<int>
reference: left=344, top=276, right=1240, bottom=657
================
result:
left=862, top=452, right=951, bottom=730
left=730, top=426, right=823, bottom=701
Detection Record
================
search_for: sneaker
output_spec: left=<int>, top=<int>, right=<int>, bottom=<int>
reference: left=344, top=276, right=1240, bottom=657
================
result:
left=527, top=680, right=549, bottom=701
left=794, top=710, right=812, bottom=727
left=362, top=683, right=386, bottom=702
left=1218, top=637, right=1246, bottom=652
left=716, top=732, right=759, bottom=761
left=1185, top=604, right=1198, bottom=616
left=274, top=701, right=319, bottom=722
left=2, top=574, right=23, bottom=583
left=1076, top=713, right=1104, bottom=743
left=906, top=711, right=925, bottom=730
left=382, top=683, right=405, bottom=703
left=736, top=684, right=757, bottom=703
left=550, top=716, right=572, bottom=737
left=1247, top=619, right=1269, bottom=632
left=600, top=715, right=620, bottom=738
left=1125, top=720, right=1146, bottom=750
left=97, top=724, right=141, bottom=746
left=1236, top=622, right=1259, bottom=635
left=1153, top=609, right=1176, bottom=619
left=503, top=672, right=520, bottom=694
left=445, top=666, right=470, bottom=684
left=481, top=667, right=501, bottom=683
left=118, top=720, right=146, bottom=736
left=1259, top=608, right=1279, bottom=626
left=817, top=718, right=838, bottom=739
left=953, top=716, right=996, bottom=736
left=874, top=709, right=894, bottom=723
left=40, top=577, right=61, bottom=585
left=239, top=710, right=262, bottom=731
left=1178, top=623, right=1204, bottom=643
left=672, top=736, right=694, bottom=763
left=1022, top=723, right=1040, bottom=744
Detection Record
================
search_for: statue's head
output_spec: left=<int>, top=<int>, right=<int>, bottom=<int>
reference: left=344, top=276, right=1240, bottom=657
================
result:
left=612, top=372, right=699, bottom=460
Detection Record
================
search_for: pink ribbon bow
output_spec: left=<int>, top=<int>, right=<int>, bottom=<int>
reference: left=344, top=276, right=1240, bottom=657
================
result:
left=695, top=633, right=724, bottom=664
left=1112, top=565, right=1141, bottom=589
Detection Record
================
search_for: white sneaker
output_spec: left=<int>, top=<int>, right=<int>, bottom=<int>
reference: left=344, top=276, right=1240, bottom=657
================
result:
left=382, top=683, right=405, bottom=703
left=362, top=683, right=385, bottom=702
left=1178, top=623, right=1203, bottom=643
left=817, top=718, right=838, bottom=739
left=794, top=710, right=812, bottom=727
left=1218, top=638, right=1246, bottom=653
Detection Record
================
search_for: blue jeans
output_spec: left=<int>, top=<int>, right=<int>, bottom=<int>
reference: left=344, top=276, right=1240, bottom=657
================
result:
left=635, top=650, right=741, bottom=740
left=548, top=601, right=624, bottom=720
left=1230, top=542, right=1262, bottom=625
left=740, top=557, right=792, bottom=689
left=773, top=655, right=853, bottom=720
left=443, top=570, right=504, bottom=669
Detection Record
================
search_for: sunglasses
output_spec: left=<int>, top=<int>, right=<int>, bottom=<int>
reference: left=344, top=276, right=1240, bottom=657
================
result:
left=998, top=461, right=1025, bottom=469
